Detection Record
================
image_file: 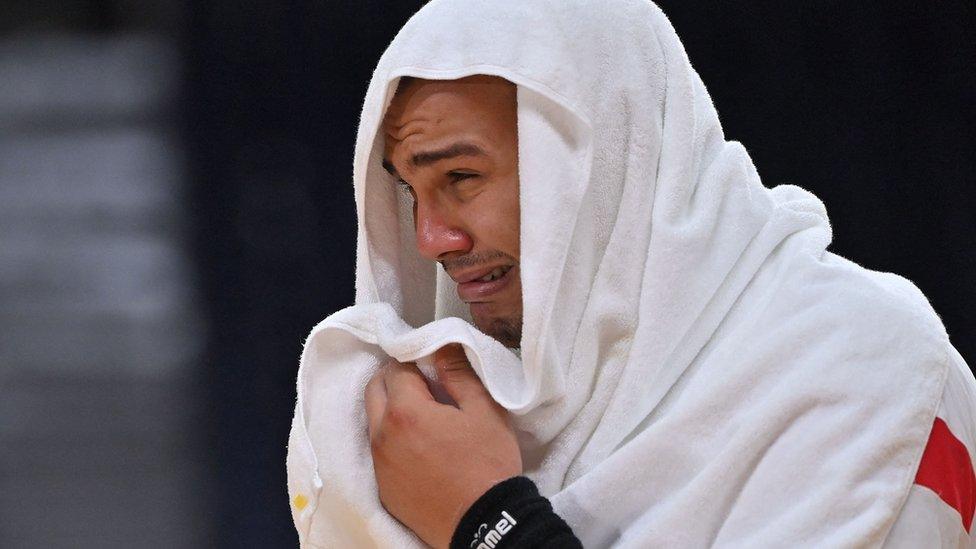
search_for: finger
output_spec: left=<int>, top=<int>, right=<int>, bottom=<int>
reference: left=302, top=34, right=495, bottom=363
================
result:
left=364, top=370, right=387, bottom=438
left=433, top=344, right=495, bottom=411
left=382, top=359, right=435, bottom=407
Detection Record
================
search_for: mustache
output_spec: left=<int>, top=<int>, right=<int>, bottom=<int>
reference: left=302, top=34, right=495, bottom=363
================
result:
left=440, top=250, right=516, bottom=273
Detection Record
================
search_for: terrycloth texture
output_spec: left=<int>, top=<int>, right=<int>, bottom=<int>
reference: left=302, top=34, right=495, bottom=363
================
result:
left=287, top=0, right=961, bottom=546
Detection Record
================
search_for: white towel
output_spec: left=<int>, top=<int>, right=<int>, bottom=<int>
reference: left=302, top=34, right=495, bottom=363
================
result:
left=287, top=0, right=957, bottom=546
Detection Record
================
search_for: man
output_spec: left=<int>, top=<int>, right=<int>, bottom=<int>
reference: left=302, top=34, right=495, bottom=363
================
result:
left=287, top=1, right=976, bottom=547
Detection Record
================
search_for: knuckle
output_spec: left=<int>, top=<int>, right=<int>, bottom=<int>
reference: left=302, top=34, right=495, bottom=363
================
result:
left=439, top=369, right=468, bottom=388
left=435, top=355, right=470, bottom=376
left=443, top=366, right=479, bottom=389
left=383, top=402, right=416, bottom=429
left=435, top=356, right=462, bottom=370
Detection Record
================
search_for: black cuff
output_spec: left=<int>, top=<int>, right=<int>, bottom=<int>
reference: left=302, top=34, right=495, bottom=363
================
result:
left=450, top=476, right=582, bottom=549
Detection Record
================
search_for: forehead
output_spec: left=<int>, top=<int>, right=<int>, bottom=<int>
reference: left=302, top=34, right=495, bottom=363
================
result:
left=383, top=76, right=516, bottom=154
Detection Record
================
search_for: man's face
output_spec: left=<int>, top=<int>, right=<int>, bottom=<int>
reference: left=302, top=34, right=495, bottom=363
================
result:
left=382, top=76, right=522, bottom=348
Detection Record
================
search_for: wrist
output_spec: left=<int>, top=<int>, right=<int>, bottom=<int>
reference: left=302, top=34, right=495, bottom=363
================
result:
left=449, top=476, right=534, bottom=549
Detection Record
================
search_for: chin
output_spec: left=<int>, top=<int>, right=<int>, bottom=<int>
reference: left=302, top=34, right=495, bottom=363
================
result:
left=477, top=315, right=523, bottom=349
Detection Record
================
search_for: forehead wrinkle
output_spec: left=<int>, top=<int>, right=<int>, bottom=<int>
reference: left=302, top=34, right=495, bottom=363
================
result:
left=382, top=125, right=426, bottom=178
left=385, top=115, right=432, bottom=141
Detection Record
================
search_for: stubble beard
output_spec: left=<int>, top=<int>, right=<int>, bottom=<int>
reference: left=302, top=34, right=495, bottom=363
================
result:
left=483, top=314, right=523, bottom=349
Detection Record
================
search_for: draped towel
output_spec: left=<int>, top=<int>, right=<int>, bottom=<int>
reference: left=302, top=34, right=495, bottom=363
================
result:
left=287, top=1, right=959, bottom=546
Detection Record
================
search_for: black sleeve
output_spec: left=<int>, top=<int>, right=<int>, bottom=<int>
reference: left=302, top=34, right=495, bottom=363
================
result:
left=449, top=476, right=583, bottom=549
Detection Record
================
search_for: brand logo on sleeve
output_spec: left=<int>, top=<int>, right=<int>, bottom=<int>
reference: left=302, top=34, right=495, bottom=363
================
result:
left=469, top=510, right=517, bottom=549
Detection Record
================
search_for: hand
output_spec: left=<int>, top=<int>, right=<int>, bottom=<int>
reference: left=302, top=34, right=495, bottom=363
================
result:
left=364, top=344, right=522, bottom=548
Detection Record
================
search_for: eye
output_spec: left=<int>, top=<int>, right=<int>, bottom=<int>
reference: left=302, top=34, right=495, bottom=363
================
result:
left=448, top=172, right=477, bottom=183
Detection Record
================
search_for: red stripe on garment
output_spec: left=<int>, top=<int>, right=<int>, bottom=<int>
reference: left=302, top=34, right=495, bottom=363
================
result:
left=914, top=417, right=976, bottom=532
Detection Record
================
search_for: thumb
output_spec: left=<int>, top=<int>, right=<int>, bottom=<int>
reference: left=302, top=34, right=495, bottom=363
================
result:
left=433, top=343, right=493, bottom=409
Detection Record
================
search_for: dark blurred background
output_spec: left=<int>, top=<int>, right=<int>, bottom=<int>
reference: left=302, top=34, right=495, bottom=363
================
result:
left=1, top=1, right=972, bottom=547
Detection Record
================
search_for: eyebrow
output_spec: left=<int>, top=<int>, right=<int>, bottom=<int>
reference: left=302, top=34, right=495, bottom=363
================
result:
left=381, top=141, right=487, bottom=177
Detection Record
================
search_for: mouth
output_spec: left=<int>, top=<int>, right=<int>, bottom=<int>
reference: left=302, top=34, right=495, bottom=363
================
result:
left=455, top=264, right=516, bottom=302
left=472, top=265, right=512, bottom=283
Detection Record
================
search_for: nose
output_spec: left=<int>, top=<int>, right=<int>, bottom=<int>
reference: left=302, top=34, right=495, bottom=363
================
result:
left=414, top=200, right=472, bottom=261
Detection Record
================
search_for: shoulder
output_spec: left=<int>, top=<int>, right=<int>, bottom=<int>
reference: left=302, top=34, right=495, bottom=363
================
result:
left=885, top=347, right=976, bottom=546
left=733, top=247, right=954, bottom=423
left=813, top=252, right=947, bottom=343
left=763, top=249, right=951, bottom=373
left=785, top=255, right=976, bottom=546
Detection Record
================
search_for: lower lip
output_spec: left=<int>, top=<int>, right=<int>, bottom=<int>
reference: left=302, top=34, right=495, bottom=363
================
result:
left=457, top=265, right=516, bottom=303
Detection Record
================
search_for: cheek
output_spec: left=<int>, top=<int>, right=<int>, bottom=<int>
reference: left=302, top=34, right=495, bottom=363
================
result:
left=469, top=191, right=520, bottom=257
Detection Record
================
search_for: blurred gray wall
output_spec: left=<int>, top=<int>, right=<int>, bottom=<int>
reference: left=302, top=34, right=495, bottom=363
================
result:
left=0, top=30, right=209, bottom=547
